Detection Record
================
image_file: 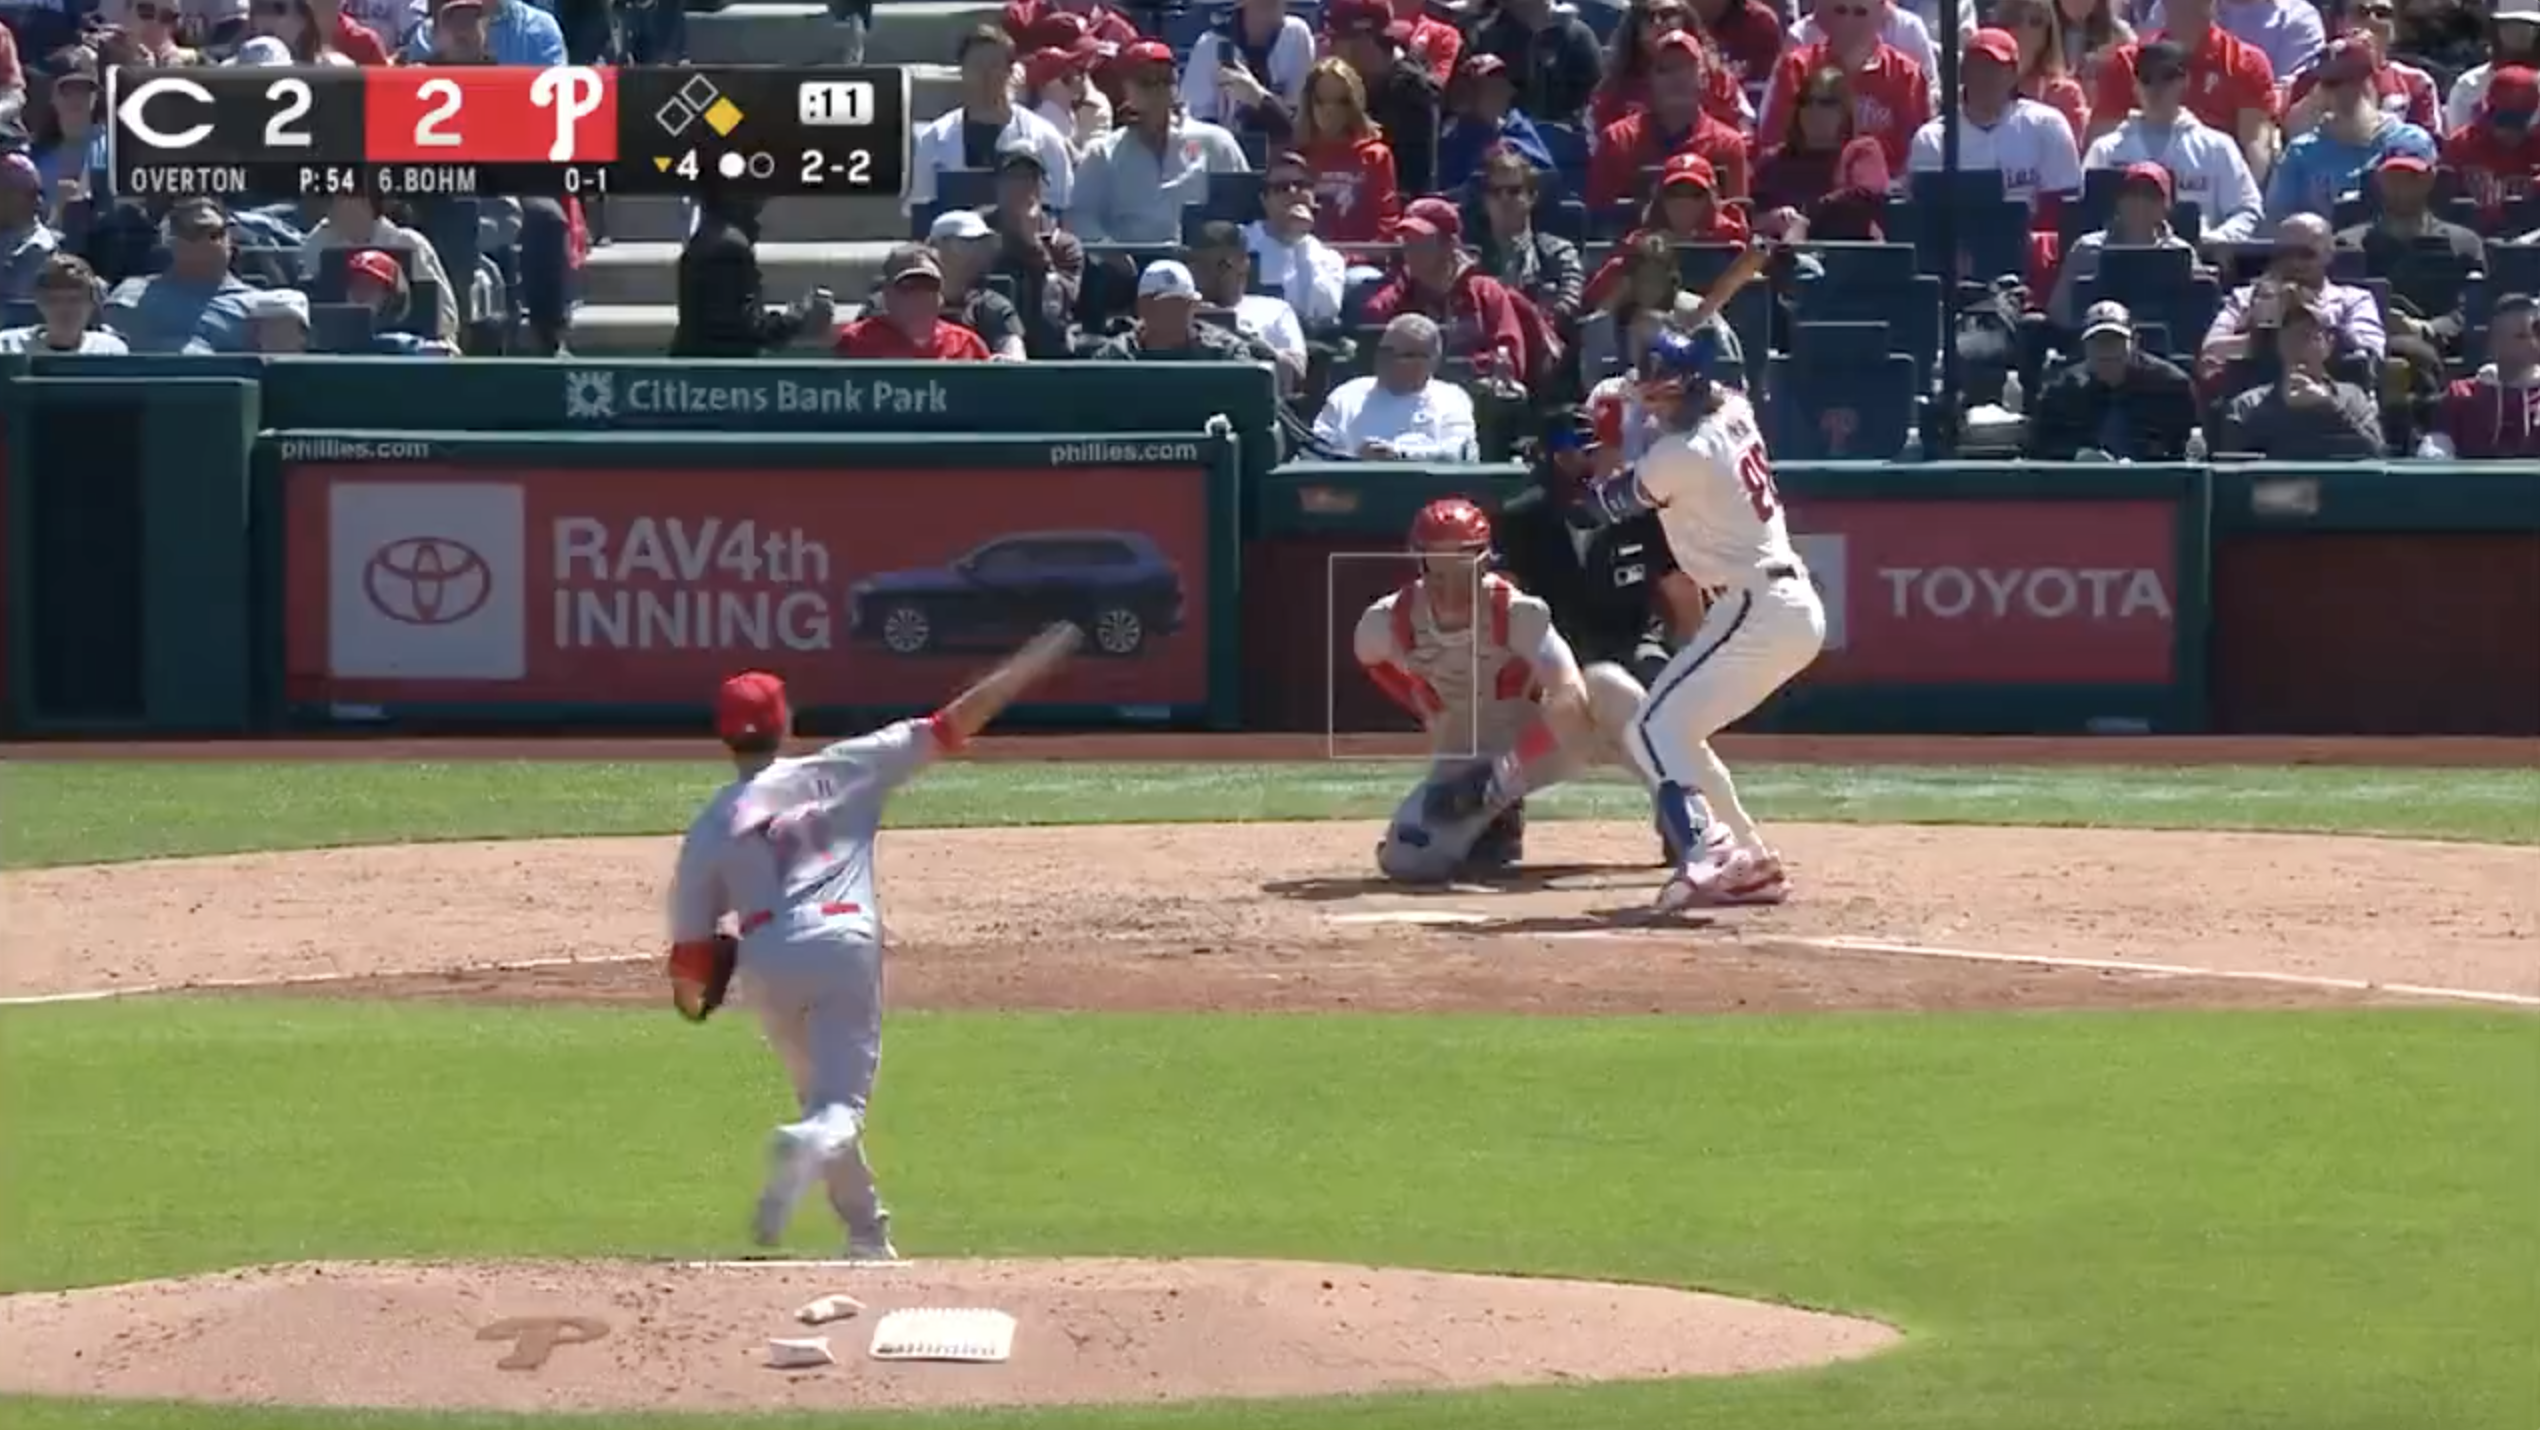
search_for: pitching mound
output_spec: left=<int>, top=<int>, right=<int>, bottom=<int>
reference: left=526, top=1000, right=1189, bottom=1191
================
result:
left=0, top=1258, right=1899, bottom=1412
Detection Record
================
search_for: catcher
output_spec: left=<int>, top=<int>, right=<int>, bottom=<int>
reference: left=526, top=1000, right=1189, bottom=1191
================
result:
left=663, top=623, right=1081, bottom=1259
left=1354, top=497, right=1654, bottom=881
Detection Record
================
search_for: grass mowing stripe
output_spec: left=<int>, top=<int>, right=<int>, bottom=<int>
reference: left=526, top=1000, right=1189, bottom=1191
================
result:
left=2, top=762, right=2534, bottom=867
left=0, top=1001, right=2533, bottom=1430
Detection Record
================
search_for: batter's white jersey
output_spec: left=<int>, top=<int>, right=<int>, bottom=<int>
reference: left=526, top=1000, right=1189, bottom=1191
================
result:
left=667, top=719, right=944, bottom=967
left=1354, top=575, right=1578, bottom=757
left=1907, top=98, right=2083, bottom=209
left=1634, top=391, right=1804, bottom=591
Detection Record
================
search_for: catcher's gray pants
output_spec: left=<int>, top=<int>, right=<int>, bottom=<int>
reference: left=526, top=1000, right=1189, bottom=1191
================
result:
left=1377, top=756, right=1506, bottom=882
left=742, top=941, right=886, bottom=1240
left=1373, top=664, right=1655, bottom=882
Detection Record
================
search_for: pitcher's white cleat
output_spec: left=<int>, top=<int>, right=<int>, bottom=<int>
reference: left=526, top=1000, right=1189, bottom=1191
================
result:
left=845, top=1213, right=900, bottom=1262
left=751, top=1127, right=825, bottom=1248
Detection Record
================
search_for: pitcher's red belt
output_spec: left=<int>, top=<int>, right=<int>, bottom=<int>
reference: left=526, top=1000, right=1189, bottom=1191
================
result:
left=739, top=901, right=862, bottom=935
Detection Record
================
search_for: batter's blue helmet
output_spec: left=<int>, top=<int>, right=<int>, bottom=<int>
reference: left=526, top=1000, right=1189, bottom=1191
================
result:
left=1640, top=326, right=1729, bottom=386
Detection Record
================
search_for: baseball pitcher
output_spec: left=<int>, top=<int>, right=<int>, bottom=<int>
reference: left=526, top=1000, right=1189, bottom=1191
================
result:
left=664, top=624, right=1081, bottom=1258
left=1353, top=498, right=1649, bottom=881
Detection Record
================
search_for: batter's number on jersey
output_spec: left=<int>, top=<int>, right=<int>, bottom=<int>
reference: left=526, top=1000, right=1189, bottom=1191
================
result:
left=1735, top=444, right=1781, bottom=521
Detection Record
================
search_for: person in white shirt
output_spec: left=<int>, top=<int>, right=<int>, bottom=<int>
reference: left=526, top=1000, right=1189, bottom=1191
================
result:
left=2444, top=2, right=2540, bottom=130
left=1180, top=0, right=1317, bottom=129
left=666, top=633, right=1080, bottom=1260
left=1792, top=0, right=1967, bottom=90
left=1313, top=314, right=1480, bottom=460
left=908, top=25, right=1077, bottom=213
left=1243, top=149, right=1348, bottom=326
left=2080, top=36, right=2265, bottom=244
left=0, top=252, right=127, bottom=354
left=1906, top=25, right=2082, bottom=210
left=1188, top=218, right=1308, bottom=390
left=1026, top=37, right=1114, bottom=160
left=1574, top=245, right=1823, bottom=911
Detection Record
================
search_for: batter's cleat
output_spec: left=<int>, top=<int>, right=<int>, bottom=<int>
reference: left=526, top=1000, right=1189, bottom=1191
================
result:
left=751, top=1127, right=825, bottom=1248
left=1654, top=848, right=1790, bottom=912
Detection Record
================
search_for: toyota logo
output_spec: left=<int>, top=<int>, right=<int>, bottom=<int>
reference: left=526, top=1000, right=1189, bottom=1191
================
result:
left=365, top=536, right=492, bottom=626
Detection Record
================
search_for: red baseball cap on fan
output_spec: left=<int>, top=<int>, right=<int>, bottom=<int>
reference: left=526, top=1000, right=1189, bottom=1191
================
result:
left=715, top=671, right=791, bottom=744
left=347, top=249, right=401, bottom=288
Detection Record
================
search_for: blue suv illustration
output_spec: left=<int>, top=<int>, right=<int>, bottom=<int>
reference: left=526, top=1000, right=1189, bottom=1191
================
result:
left=849, top=530, right=1187, bottom=659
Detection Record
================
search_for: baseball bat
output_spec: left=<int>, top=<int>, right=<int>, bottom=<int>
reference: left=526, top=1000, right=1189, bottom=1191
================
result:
left=1684, top=239, right=1777, bottom=334
left=938, top=622, right=1085, bottom=744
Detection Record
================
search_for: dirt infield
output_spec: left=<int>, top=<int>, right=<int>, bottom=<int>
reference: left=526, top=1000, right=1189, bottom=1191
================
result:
left=3, top=807, right=2532, bottom=1414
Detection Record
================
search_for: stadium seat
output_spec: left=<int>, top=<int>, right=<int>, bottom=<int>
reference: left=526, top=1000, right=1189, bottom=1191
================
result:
left=1162, top=5, right=1223, bottom=59
left=2486, top=244, right=2540, bottom=299
left=1801, top=241, right=1918, bottom=291
left=1790, top=273, right=1942, bottom=393
left=1791, top=319, right=1891, bottom=360
left=309, top=302, right=377, bottom=353
left=1202, top=170, right=1266, bottom=225
left=1535, top=122, right=1590, bottom=177
left=1766, top=352, right=1918, bottom=460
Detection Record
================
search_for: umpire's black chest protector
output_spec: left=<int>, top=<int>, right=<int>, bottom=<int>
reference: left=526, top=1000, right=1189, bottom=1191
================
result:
left=1497, top=487, right=1674, bottom=664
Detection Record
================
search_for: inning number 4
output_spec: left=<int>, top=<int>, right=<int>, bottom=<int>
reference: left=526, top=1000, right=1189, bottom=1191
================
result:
left=1735, top=444, right=1781, bottom=522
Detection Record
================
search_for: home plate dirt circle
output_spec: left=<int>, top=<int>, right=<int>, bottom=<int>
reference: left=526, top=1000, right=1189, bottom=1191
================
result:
left=0, top=1259, right=1900, bottom=1412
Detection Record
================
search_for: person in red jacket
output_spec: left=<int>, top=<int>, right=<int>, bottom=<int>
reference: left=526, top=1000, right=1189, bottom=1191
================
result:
left=1362, top=197, right=1537, bottom=386
left=835, top=246, right=995, bottom=360
left=1588, top=31, right=1752, bottom=210
left=2431, top=293, right=2540, bottom=458
left=1581, top=153, right=1751, bottom=306
left=1590, top=0, right=1749, bottom=132
left=1004, top=0, right=1138, bottom=49
left=1383, top=0, right=1462, bottom=85
left=2440, top=66, right=2540, bottom=224
left=1295, top=56, right=1403, bottom=242
left=1688, top=0, right=1783, bottom=96
left=1759, top=0, right=1931, bottom=173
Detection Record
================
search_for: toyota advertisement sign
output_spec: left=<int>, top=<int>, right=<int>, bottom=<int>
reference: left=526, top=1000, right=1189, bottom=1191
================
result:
left=284, top=465, right=1215, bottom=717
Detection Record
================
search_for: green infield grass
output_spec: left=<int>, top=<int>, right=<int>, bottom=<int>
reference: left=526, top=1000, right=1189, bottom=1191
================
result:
left=1, top=760, right=2533, bottom=1428
left=2, top=759, right=2535, bottom=868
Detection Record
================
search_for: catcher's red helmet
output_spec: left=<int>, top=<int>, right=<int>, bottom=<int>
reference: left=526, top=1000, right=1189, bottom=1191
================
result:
left=1409, top=498, right=1492, bottom=554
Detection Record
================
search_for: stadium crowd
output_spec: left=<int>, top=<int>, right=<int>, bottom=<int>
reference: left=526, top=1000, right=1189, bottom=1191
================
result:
left=9, top=0, right=2540, bottom=461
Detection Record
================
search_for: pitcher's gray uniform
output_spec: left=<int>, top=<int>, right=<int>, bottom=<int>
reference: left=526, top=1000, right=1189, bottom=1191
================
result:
left=1355, top=573, right=1612, bottom=880
left=667, top=715, right=951, bottom=1255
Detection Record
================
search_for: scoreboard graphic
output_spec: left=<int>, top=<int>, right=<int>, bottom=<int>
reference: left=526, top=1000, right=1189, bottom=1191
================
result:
left=107, top=64, right=910, bottom=199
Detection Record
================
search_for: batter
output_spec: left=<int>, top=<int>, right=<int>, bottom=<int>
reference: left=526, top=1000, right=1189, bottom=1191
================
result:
left=664, top=626, right=1080, bottom=1257
left=1352, top=498, right=1655, bottom=881
left=1587, top=323, right=1829, bottom=909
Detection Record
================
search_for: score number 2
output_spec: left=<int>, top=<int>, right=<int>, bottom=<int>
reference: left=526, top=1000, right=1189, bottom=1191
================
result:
left=252, top=76, right=457, bottom=149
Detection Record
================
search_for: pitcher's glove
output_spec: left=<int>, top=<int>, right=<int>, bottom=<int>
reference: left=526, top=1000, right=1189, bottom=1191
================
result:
left=668, top=935, right=739, bottom=1023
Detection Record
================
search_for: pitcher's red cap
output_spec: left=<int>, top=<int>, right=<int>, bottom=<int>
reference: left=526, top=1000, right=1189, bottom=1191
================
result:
left=715, top=671, right=790, bottom=743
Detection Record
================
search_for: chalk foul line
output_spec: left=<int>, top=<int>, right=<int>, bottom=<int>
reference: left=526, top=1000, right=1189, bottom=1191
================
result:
left=1798, top=936, right=2540, bottom=1009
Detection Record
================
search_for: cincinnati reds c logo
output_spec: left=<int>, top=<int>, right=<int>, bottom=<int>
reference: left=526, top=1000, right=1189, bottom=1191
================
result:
left=364, top=536, right=493, bottom=625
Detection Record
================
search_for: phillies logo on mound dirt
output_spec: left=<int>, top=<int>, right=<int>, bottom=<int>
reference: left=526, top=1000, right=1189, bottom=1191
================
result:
left=364, top=536, right=495, bottom=627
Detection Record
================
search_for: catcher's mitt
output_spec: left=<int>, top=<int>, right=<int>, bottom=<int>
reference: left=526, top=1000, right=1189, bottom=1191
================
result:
left=669, top=934, right=739, bottom=1023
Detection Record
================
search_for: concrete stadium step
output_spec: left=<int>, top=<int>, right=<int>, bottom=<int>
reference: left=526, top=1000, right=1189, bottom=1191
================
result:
left=688, top=1, right=1001, bottom=67
left=580, top=239, right=895, bottom=305
left=567, top=300, right=865, bottom=354
left=600, top=191, right=913, bottom=243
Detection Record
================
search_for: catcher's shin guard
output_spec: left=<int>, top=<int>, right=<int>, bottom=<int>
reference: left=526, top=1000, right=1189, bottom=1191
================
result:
left=1464, top=801, right=1526, bottom=871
